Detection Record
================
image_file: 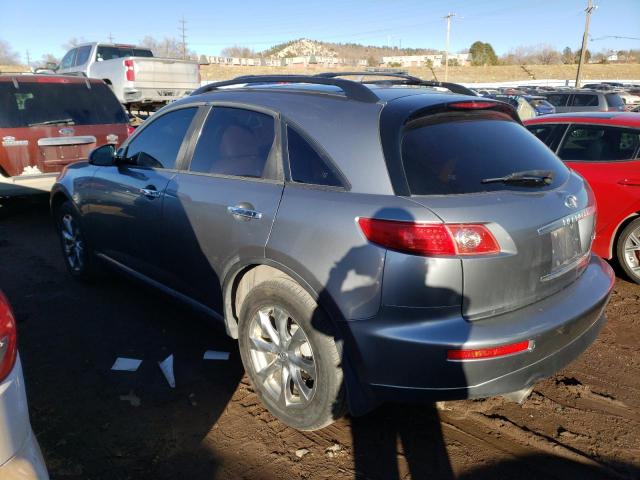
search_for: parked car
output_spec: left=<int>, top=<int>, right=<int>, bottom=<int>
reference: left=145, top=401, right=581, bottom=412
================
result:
left=0, top=291, right=49, bottom=478
left=541, top=89, right=625, bottom=113
left=56, top=43, right=200, bottom=111
left=489, top=94, right=555, bottom=117
left=0, top=74, right=129, bottom=197
left=525, top=112, right=640, bottom=283
left=52, top=73, right=614, bottom=431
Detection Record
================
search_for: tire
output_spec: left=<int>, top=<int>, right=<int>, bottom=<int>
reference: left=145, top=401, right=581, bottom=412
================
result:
left=616, top=217, right=640, bottom=285
left=54, top=201, right=98, bottom=281
left=238, top=277, right=346, bottom=431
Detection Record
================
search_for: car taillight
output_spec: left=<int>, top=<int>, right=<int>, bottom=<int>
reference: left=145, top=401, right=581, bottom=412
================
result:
left=127, top=126, right=136, bottom=136
left=448, top=101, right=497, bottom=110
left=124, top=59, right=135, bottom=81
left=0, top=292, right=17, bottom=382
left=447, top=340, right=533, bottom=361
left=357, top=218, right=500, bottom=256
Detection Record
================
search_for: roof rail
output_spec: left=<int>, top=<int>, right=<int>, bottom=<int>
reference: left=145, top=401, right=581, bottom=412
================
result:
left=314, top=72, right=477, bottom=97
left=190, top=75, right=379, bottom=103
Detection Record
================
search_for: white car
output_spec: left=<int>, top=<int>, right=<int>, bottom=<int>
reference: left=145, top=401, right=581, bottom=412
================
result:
left=0, top=291, right=48, bottom=479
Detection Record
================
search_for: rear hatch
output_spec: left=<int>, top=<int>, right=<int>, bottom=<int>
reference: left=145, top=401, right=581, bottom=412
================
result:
left=130, top=57, right=200, bottom=90
left=387, top=105, right=595, bottom=320
left=0, top=78, right=128, bottom=176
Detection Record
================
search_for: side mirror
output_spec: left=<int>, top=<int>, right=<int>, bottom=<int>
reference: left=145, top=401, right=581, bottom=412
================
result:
left=89, top=144, right=117, bottom=166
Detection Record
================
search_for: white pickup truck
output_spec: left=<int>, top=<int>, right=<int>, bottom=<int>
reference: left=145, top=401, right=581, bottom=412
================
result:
left=56, top=42, right=200, bottom=110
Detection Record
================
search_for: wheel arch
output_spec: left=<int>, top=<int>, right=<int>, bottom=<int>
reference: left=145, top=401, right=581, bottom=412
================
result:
left=609, top=211, right=640, bottom=259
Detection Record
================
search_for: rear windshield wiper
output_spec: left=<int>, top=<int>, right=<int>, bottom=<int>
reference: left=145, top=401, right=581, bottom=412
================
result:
left=481, top=170, right=554, bottom=186
left=28, top=118, right=75, bottom=127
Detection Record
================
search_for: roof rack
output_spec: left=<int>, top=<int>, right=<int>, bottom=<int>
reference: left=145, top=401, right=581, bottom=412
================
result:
left=314, top=72, right=477, bottom=97
left=191, top=75, right=379, bottom=103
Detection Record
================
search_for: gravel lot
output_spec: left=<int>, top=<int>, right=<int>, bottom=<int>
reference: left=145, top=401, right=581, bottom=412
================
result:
left=1, top=198, right=638, bottom=480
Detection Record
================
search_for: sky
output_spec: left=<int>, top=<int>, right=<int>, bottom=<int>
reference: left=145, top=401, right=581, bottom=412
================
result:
left=2, top=0, right=639, bottom=63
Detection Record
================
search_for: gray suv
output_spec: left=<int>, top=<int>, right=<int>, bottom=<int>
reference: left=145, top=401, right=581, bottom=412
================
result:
left=542, top=89, right=625, bottom=113
left=51, top=73, right=614, bottom=431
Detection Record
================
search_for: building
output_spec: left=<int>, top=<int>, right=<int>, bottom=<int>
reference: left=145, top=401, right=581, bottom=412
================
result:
left=381, top=53, right=470, bottom=68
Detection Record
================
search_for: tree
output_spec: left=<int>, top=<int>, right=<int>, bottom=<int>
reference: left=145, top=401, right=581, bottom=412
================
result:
left=366, top=55, right=379, bottom=67
left=140, top=36, right=197, bottom=60
left=220, top=45, right=256, bottom=58
left=62, top=37, right=86, bottom=52
left=574, top=48, right=591, bottom=63
left=561, top=46, right=574, bottom=64
left=469, top=41, right=498, bottom=66
left=38, top=53, right=60, bottom=68
left=0, top=39, right=20, bottom=65
left=537, top=44, right=561, bottom=65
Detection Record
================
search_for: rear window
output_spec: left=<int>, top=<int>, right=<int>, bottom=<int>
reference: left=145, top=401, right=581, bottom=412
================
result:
left=605, top=93, right=625, bottom=109
left=401, top=114, right=569, bottom=195
left=0, top=81, right=128, bottom=128
left=96, top=46, right=153, bottom=61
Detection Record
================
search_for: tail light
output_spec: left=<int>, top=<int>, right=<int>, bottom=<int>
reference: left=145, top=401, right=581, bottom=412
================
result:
left=448, top=101, right=498, bottom=110
left=0, top=292, right=17, bottom=382
left=124, top=59, right=135, bottom=81
left=447, top=340, right=533, bottom=361
left=357, top=218, right=500, bottom=256
left=127, top=125, right=136, bottom=136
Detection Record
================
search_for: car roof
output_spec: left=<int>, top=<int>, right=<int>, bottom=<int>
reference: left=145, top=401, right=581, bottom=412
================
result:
left=0, top=74, right=104, bottom=85
left=524, top=111, right=640, bottom=128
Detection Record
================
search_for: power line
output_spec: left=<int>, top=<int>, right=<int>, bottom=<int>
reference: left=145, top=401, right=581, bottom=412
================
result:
left=179, top=16, right=187, bottom=59
left=575, top=0, right=596, bottom=88
left=108, top=33, right=114, bottom=43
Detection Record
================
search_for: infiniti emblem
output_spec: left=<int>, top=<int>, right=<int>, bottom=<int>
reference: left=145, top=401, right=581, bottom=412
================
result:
left=564, top=195, right=578, bottom=209
left=59, top=127, right=75, bottom=136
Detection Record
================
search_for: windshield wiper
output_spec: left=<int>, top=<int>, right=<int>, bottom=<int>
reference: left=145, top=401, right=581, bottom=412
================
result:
left=28, top=118, right=75, bottom=127
left=481, top=170, right=554, bottom=186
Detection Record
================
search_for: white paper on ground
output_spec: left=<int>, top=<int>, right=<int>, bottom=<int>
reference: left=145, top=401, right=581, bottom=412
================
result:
left=203, top=350, right=230, bottom=361
left=158, top=354, right=176, bottom=388
left=111, top=357, right=143, bottom=372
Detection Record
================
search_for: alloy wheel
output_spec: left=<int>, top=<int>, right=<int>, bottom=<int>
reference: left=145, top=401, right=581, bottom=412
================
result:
left=623, top=226, right=640, bottom=275
left=60, top=214, right=84, bottom=272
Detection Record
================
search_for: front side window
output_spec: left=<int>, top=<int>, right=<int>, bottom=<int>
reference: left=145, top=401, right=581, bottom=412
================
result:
left=125, top=108, right=197, bottom=169
left=189, top=107, right=275, bottom=178
left=558, top=124, right=640, bottom=161
left=74, top=46, right=91, bottom=66
left=59, top=49, right=76, bottom=69
left=571, top=94, right=599, bottom=107
left=287, top=126, right=343, bottom=187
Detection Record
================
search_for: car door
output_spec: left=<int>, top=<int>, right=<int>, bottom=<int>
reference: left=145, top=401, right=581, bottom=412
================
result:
left=84, top=106, right=200, bottom=277
left=159, top=105, right=284, bottom=313
left=556, top=123, right=640, bottom=248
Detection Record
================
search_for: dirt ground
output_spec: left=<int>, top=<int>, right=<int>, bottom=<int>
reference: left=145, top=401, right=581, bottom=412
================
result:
left=0, top=199, right=638, bottom=480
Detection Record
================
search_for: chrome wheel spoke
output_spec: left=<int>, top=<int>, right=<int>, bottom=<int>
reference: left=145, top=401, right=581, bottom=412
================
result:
left=250, top=335, right=277, bottom=354
left=256, top=358, right=280, bottom=384
left=290, top=367, right=313, bottom=402
left=258, top=309, right=279, bottom=346
left=274, top=308, right=291, bottom=348
left=288, top=327, right=307, bottom=352
left=289, top=354, right=315, bottom=379
left=278, top=364, right=293, bottom=406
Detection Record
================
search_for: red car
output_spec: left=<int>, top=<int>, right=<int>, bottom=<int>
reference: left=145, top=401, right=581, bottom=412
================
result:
left=0, top=74, right=129, bottom=197
left=525, top=112, right=640, bottom=284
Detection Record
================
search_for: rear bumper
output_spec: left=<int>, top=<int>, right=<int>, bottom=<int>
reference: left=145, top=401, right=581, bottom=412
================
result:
left=0, top=429, right=49, bottom=480
left=123, top=86, right=195, bottom=104
left=342, top=255, right=614, bottom=404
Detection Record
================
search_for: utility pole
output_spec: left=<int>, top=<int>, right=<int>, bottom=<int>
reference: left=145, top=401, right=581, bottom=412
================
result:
left=179, top=16, right=187, bottom=59
left=443, top=12, right=456, bottom=81
left=25, top=50, right=30, bottom=68
left=108, top=32, right=114, bottom=43
left=575, top=0, right=596, bottom=88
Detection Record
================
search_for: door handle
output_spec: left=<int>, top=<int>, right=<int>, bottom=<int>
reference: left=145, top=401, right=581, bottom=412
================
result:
left=227, top=205, right=262, bottom=220
left=140, top=186, right=161, bottom=199
left=618, top=178, right=640, bottom=187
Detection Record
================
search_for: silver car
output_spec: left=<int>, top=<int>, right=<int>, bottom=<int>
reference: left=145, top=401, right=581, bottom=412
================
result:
left=51, top=73, right=614, bottom=431
left=0, top=291, right=48, bottom=478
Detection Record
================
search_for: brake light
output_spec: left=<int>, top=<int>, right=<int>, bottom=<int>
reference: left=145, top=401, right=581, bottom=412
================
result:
left=357, top=218, right=500, bottom=256
left=0, top=292, right=17, bottom=382
left=447, top=340, right=533, bottom=361
left=127, top=126, right=136, bottom=136
left=448, top=101, right=497, bottom=110
left=124, top=59, right=135, bottom=81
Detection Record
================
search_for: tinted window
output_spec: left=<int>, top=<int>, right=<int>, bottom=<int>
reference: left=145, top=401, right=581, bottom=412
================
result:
left=571, top=94, right=599, bottom=107
left=401, top=113, right=569, bottom=195
left=558, top=124, right=640, bottom=161
left=190, top=108, right=274, bottom=178
left=527, top=124, right=562, bottom=145
left=75, top=46, right=91, bottom=65
left=287, top=127, right=343, bottom=187
left=96, top=46, right=153, bottom=61
left=59, top=49, right=76, bottom=69
left=545, top=94, right=568, bottom=106
left=0, top=82, right=128, bottom=128
left=605, top=93, right=625, bottom=109
left=125, top=108, right=196, bottom=169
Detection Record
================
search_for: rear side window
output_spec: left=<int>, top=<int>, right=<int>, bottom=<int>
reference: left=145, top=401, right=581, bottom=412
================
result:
left=545, top=94, right=568, bottom=107
left=558, top=124, right=640, bottom=161
left=527, top=123, right=567, bottom=150
left=401, top=114, right=569, bottom=195
left=0, top=81, right=128, bottom=128
left=605, top=94, right=625, bottom=109
left=287, top=127, right=343, bottom=187
left=189, top=107, right=275, bottom=178
left=75, top=46, right=91, bottom=66
left=125, top=107, right=197, bottom=169
left=571, top=94, right=599, bottom=107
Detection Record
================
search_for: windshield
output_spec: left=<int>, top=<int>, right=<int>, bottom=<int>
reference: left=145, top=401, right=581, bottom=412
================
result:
left=401, top=113, right=569, bottom=195
left=0, top=81, right=128, bottom=128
